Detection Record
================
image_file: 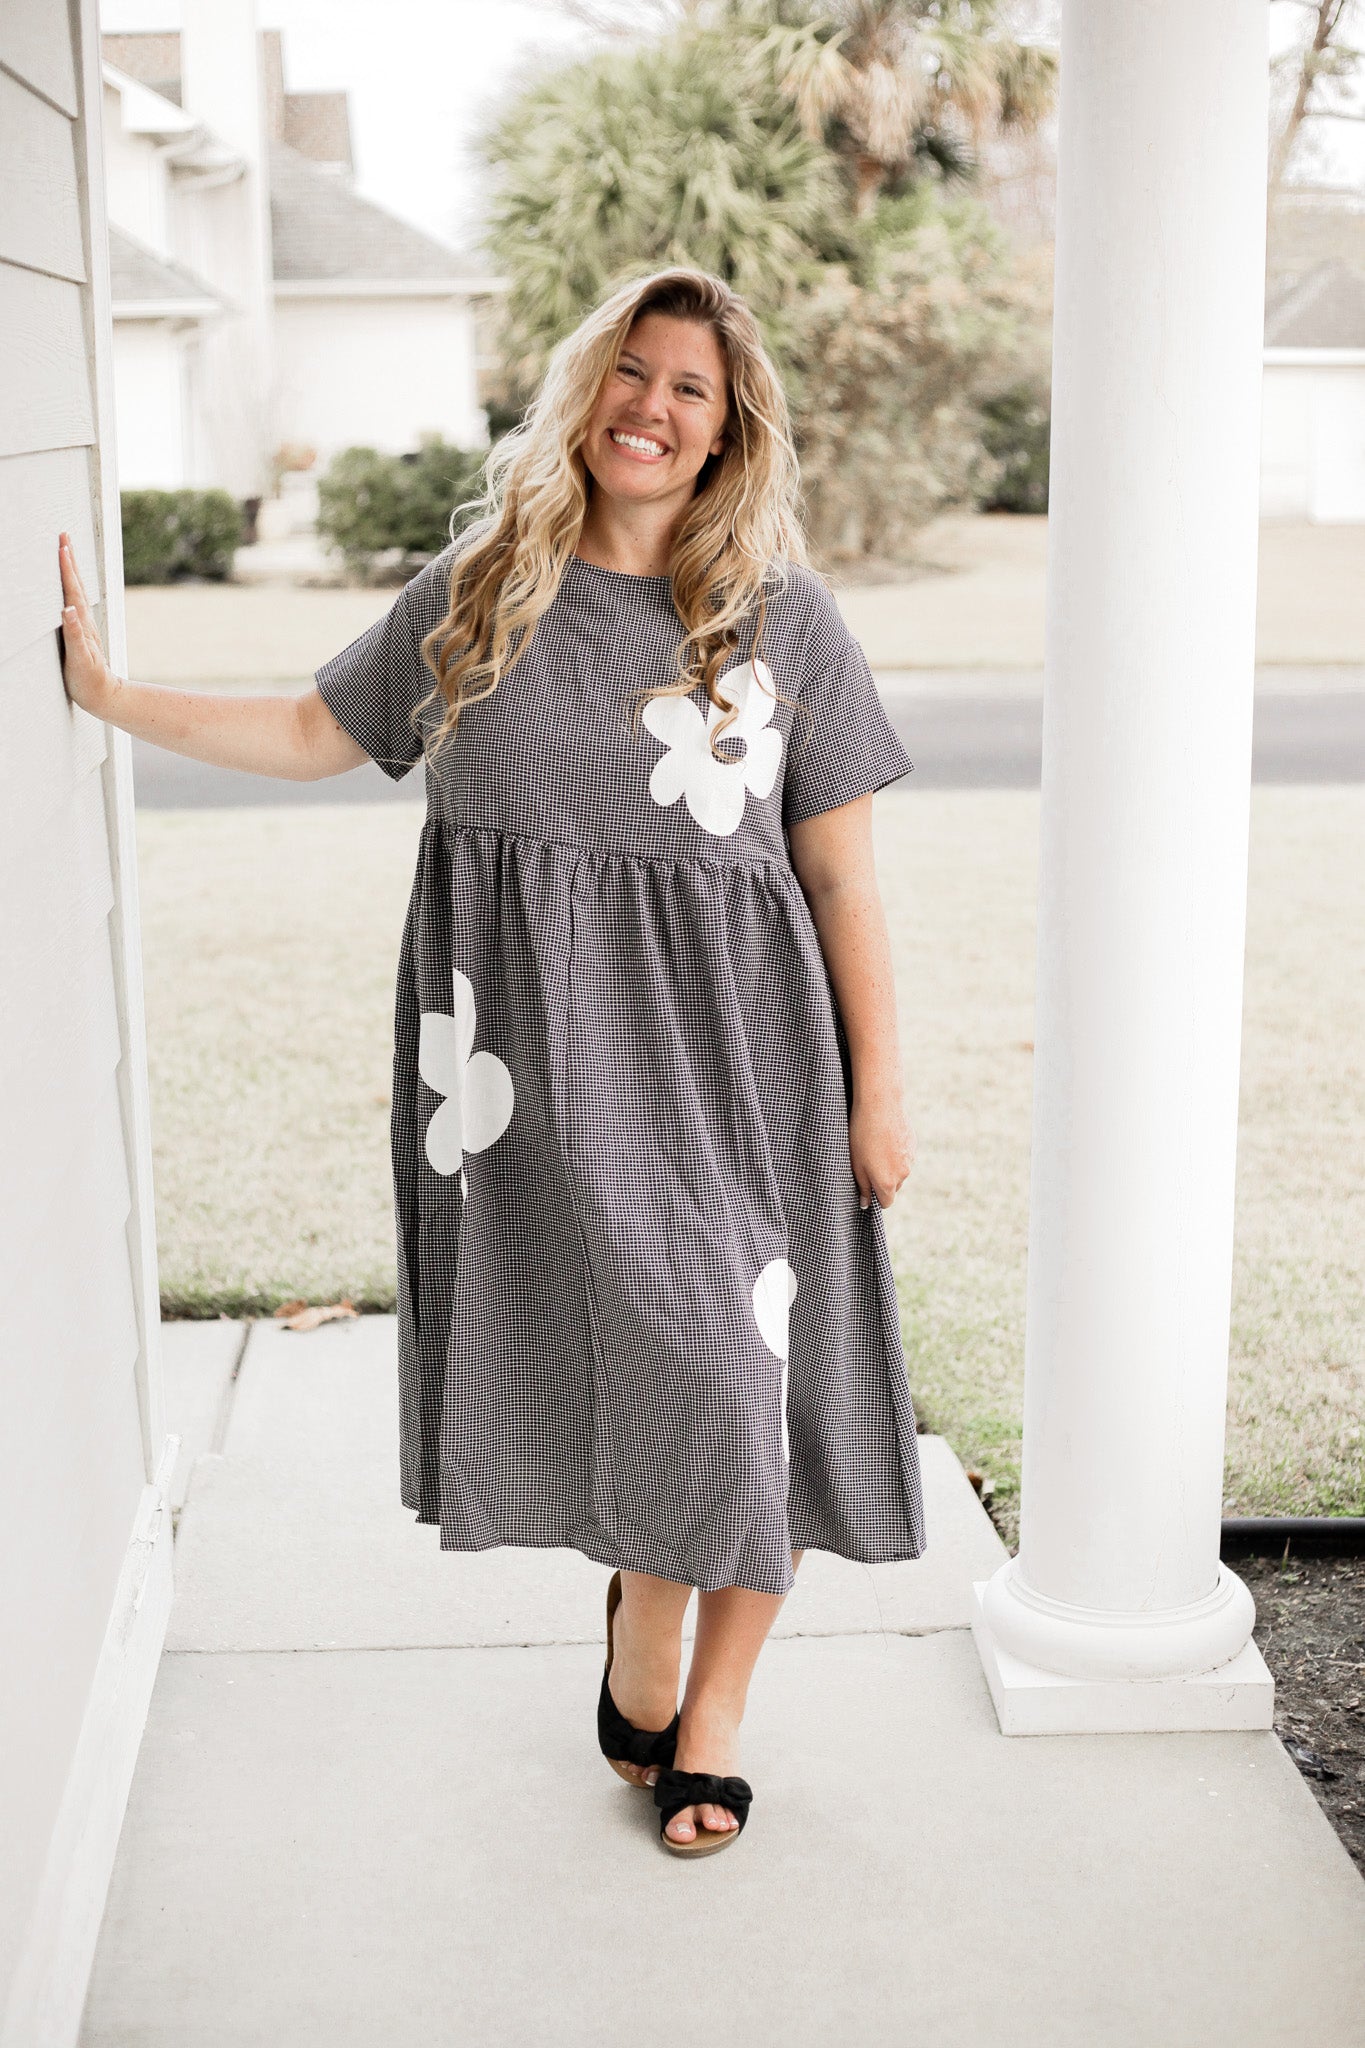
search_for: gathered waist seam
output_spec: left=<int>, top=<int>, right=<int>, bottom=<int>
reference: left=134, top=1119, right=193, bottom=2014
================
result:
left=421, top=814, right=798, bottom=883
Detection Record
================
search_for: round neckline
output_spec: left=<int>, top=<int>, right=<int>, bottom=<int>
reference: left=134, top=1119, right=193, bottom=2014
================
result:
left=566, top=552, right=673, bottom=587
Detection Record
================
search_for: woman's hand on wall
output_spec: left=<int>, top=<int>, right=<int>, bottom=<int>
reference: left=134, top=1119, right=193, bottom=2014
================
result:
left=57, top=533, right=121, bottom=719
left=52, top=533, right=369, bottom=781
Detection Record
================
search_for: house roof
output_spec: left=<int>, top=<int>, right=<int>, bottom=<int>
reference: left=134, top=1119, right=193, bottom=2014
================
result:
left=1265, top=260, right=1365, bottom=349
left=101, top=32, right=495, bottom=297
left=269, top=139, right=489, bottom=287
left=108, top=226, right=225, bottom=316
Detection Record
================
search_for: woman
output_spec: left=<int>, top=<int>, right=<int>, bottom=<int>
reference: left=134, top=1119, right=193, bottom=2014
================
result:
left=57, top=266, right=926, bottom=1859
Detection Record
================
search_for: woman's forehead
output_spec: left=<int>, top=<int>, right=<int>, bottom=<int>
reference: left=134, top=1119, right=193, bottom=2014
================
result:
left=623, top=311, right=726, bottom=384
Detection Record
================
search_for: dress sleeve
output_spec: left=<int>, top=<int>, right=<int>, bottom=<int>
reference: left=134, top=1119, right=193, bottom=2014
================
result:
left=782, top=582, right=914, bottom=828
left=314, top=550, right=453, bottom=782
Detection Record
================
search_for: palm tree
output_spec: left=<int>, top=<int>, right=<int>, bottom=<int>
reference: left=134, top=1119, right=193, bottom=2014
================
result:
left=481, top=27, right=845, bottom=387
left=763, top=0, right=1057, bottom=216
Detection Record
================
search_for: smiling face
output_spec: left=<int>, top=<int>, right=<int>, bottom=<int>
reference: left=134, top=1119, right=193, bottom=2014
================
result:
left=581, top=311, right=730, bottom=519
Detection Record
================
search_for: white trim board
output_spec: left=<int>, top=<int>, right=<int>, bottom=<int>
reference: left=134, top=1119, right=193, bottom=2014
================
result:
left=0, top=1436, right=179, bottom=2048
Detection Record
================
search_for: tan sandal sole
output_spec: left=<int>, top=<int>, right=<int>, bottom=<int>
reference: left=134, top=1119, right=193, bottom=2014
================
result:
left=606, top=1758, right=655, bottom=1788
left=660, top=1823, right=742, bottom=1858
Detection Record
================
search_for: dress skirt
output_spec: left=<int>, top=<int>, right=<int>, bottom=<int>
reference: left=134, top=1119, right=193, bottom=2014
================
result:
left=316, top=548, right=928, bottom=1596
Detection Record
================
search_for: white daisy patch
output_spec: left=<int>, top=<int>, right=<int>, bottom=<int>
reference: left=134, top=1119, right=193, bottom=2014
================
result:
left=752, top=1256, right=799, bottom=1459
left=419, top=967, right=514, bottom=1179
left=642, top=658, right=783, bottom=837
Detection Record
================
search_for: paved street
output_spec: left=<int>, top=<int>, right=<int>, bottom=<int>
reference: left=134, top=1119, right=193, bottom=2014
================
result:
left=128, top=671, right=1365, bottom=806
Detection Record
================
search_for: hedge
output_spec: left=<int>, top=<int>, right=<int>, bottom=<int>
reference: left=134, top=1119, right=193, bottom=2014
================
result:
left=315, top=436, right=487, bottom=577
left=121, top=489, right=244, bottom=584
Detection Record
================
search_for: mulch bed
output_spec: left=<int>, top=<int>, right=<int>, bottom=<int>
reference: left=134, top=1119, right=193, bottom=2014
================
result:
left=1241, top=1552, right=1365, bottom=1876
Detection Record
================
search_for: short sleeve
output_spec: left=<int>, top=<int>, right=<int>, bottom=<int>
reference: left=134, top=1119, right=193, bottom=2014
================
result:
left=314, top=548, right=455, bottom=782
left=781, top=582, right=913, bottom=827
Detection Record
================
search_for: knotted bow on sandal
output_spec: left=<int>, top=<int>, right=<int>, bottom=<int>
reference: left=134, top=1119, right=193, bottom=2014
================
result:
left=597, top=1570, right=681, bottom=1785
left=653, top=1767, right=753, bottom=1857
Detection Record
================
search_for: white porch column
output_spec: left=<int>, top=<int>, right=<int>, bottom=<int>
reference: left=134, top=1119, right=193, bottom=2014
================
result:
left=970, top=0, right=1276, bottom=1734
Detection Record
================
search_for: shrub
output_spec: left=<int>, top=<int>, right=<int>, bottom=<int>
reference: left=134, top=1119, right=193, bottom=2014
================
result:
left=784, top=210, right=1042, bottom=563
left=120, top=489, right=243, bottom=584
left=977, top=380, right=1051, bottom=513
left=316, top=437, right=487, bottom=579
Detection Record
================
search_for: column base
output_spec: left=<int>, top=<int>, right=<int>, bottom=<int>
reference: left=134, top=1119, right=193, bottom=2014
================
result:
left=971, top=1582, right=1275, bottom=1735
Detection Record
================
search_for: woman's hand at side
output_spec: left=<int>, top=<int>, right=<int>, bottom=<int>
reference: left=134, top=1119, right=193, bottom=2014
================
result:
left=848, top=1078, right=915, bottom=1212
left=788, top=791, right=916, bottom=1210
left=56, top=532, right=370, bottom=781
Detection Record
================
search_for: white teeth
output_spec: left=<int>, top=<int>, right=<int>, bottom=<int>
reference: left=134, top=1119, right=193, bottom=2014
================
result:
left=610, top=430, right=666, bottom=455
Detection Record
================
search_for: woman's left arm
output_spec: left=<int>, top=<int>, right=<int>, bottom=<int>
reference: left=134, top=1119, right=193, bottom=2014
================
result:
left=788, top=794, right=915, bottom=1210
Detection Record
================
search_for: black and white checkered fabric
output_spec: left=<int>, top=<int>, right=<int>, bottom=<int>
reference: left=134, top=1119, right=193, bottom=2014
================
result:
left=315, top=548, right=926, bottom=1595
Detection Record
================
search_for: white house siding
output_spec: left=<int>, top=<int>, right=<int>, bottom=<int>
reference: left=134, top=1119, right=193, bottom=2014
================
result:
left=1307, top=363, right=1365, bottom=519
left=111, top=322, right=190, bottom=488
left=0, top=2, right=172, bottom=2042
left=99, top=78, right=169, bottom=255
left=1262, top=354, right=1365, bottom=521
left=1260, top=364, right=1313, bottom=516
left=273, top=287, right=487, bottom=463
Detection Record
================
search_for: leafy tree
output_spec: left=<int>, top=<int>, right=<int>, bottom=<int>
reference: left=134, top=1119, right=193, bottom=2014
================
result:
left=785, top=203, right=1044, bottom=558
left=480, top=1, right=1055, bottom=557
left=765, top=0, right=1057, bottom=216
left=481, top=23, right=846, bottom=387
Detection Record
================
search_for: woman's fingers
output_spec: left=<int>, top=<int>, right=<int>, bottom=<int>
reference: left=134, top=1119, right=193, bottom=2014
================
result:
left=59, top=533, right=92, bottom=618
left=59, top=534, right=98, bottom=635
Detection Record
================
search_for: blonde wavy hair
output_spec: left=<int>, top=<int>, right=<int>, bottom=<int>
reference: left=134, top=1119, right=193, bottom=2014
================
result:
left=416, top=267, right=811, bottom=765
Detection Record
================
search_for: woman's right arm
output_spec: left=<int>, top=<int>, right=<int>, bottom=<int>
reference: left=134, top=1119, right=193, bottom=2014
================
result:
left=56, top=532, right=370, bottom=782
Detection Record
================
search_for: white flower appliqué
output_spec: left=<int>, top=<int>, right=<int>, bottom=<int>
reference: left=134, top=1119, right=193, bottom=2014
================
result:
left=642, top=658, right=783, bottom=837
left=419, top=968, right=514, bottom=1193
left=752, top=1257, right=799, bottom=1459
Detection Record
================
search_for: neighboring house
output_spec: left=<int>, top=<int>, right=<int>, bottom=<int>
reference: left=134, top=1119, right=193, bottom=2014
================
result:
left=101, top=2, right=496, bottom=502
left=0, top=1, right=172, bottom=2042
left=1262, top=257, right=1365, bottom=520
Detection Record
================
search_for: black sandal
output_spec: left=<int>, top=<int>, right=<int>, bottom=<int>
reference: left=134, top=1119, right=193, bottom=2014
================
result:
left=653, top=1767, right=753, bottom=1857
left=597, top=1570, right=680, bottom=1786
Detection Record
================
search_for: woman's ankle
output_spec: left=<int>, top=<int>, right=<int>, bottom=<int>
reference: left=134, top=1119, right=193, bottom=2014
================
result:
left=611, top=1599, right=682, bottom=1727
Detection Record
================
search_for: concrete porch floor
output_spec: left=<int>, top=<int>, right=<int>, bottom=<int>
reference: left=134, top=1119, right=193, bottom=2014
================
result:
left=81, top=1317, right=1365, bottom=2047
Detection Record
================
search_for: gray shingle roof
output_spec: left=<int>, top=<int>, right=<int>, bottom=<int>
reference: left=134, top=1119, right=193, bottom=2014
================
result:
left=269, top=139, right=485, bottom=284
left=1265, top=260, right=1365, bottom=349
left=109, top=225, right=223, bottom=311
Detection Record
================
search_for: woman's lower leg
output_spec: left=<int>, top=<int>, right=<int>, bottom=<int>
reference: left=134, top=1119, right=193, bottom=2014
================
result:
left=668, top=1549, right=803, bottom=1843
left=608, top=1570, right=693, bottom=1782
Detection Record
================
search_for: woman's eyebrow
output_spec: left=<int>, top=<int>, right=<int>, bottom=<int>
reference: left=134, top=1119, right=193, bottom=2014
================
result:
left=619, top=349, right=715, bottom=392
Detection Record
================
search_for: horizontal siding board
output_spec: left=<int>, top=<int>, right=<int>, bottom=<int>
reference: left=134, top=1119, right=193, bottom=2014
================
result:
left=0, top=1115, right=143, bottom=1853
left=0, top=1083, right=138, bottom=1420
left=0, top=0, right=79, bottom=116
left=0, top=446, right=101, bottom=667
left=0, top=947, right=127, bottom=1296
left=0, top=729, right=116, bottom=1033
left=0, top=794, right=117, bottom=1089
left=0, top=261, right=94, bottom=457
left=1, top=629, right=107, bottom=834
left=0, top=69, right=84, bottom=281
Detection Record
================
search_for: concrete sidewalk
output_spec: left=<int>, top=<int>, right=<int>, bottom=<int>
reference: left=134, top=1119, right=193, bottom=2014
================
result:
left=81, top=1317, right=1365, bottom=2047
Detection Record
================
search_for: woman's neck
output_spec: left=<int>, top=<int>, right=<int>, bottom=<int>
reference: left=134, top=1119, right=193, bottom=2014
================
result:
left=575, top=492, right=685, bottom=577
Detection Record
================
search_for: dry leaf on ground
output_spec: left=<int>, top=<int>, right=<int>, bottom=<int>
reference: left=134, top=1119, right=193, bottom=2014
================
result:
left=275, top=1298, right=358, bottom=1333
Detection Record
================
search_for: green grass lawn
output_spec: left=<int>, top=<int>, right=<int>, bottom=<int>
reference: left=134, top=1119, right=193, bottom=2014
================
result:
left=137, top=788, right=1365, bottom=1543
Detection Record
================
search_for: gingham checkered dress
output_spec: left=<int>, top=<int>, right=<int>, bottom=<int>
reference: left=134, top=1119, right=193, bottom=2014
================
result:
left=315, top=547, right=927, bottom=1596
